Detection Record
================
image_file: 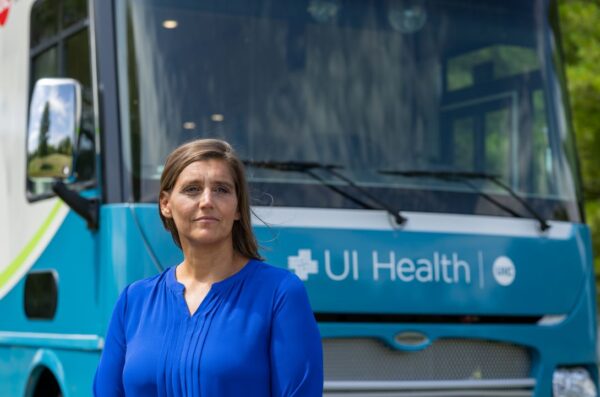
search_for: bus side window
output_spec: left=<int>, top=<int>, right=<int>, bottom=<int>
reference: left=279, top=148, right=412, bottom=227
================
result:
left=28, top=0, right=95, bottom=199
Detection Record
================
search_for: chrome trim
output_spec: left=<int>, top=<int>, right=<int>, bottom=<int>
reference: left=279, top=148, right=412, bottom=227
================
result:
left=324, top=379, right=536, bottom=391
left=324, top=391, right=532, bottom=397
left=537, top=314, right=567, bottom=326
left=394, top=331, right=430, bottom=348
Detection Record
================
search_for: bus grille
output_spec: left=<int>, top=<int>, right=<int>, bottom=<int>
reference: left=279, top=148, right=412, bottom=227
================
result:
left=322, top=338, right=534, bottom=396
left=324, top=338, right=531, bottom=381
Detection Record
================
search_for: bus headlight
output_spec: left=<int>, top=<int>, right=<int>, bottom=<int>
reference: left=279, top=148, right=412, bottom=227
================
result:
left=553, top=367, right=597, bottom=397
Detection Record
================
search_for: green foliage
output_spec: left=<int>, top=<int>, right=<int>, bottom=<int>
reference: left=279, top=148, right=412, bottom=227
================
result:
left=447, top=45, right=539, bottom=91
left=28, top=153, right=71, bottom=178
left=559, top=0, right=600, bottom=272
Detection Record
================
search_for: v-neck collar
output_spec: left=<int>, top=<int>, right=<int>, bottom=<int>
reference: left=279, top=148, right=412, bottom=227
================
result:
left=166, top=259, right=257, bottom=317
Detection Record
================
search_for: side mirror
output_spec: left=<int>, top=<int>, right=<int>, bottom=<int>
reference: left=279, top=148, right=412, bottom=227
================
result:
left=27, top=78, right=81, bottom=183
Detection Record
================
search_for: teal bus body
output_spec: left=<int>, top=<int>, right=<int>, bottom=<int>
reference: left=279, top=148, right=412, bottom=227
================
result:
left=0, top=204, right=596, bottom=395
left=0, top=0, right=597, bottom=396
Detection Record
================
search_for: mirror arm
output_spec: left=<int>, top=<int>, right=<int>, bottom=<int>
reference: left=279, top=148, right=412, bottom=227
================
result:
left=51, top=181, right=99, bottom=230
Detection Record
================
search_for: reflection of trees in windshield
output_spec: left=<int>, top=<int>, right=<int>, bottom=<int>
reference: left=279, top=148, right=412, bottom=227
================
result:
left=244, top=11, right=442, bottom=172
left=127, top=1, right=444, bottom=175
left=122, top=0, right=579, bottom=215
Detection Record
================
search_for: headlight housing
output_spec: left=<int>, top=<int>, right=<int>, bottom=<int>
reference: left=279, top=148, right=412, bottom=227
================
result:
left=553, top=367, right=597, bottom=397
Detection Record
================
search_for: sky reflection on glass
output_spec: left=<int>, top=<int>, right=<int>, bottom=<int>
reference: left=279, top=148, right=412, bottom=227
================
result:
left=28, top=84, right=76, bottom=153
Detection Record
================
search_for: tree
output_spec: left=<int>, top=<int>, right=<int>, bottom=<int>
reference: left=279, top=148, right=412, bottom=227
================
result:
left=57, top=136, right=72, bottom=155
left=559, top=0, right=600, bottom=273
left=38, top=102, right=51, bottom=157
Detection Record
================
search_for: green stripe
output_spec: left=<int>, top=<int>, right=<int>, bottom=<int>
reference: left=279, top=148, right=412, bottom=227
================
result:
left=0, top=201, right=64, bottom=289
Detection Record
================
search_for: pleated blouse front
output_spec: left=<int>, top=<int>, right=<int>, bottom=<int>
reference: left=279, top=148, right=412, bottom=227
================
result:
left=93, top=260, right=323, bottom=397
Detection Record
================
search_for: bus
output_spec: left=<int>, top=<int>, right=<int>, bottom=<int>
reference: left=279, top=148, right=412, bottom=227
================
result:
left=0, top=0, right=597, bottom=396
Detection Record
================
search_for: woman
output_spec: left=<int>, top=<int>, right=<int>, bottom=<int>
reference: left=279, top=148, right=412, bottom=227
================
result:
left=94, top=139, right=323, bottom=396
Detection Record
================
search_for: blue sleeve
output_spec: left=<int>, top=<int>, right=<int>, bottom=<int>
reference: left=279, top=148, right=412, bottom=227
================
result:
left=93, top=287, right=129, bottom=397
left=270, top=274, right=323, bottom=397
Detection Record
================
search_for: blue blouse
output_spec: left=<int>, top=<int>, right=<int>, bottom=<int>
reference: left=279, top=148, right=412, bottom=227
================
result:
left=93, top=260, right=323, bottom=396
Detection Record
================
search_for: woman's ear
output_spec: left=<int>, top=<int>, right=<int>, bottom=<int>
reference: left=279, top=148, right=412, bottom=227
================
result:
left=160, top=191, right=172, bottom=218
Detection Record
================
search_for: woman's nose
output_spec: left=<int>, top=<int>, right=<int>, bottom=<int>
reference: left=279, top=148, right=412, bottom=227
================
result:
left=199, top=188, right=214, bottom=207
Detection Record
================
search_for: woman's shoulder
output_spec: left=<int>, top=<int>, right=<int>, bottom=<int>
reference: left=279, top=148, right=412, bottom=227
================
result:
left=251, top=259, right=306, bottom=294
left=250, top=260, right=313, bottom=317
left=121, top=267, right=171, bottom=301
left=252, top=259, right=294, bottom=279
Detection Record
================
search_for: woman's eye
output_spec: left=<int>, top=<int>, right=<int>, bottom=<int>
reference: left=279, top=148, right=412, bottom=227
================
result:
left=183, top=186, right=200, bottom=193
left=214, top=186, right=230, bottom=194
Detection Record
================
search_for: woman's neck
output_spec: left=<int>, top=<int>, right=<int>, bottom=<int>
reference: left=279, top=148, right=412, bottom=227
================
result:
left=177, top=240, right=245, bottom=284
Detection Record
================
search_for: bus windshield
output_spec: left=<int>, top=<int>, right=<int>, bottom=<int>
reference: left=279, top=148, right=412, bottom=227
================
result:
left=116, top=0, right=582, bottom=221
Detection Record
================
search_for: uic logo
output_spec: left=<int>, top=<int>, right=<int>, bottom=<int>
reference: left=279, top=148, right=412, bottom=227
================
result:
left=492, top=256, right=516, bottom=286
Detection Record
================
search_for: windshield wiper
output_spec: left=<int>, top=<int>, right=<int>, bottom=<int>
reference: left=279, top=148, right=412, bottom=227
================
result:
left=378, top=169, right=550, bottom=231
left=244, top=160, right=407, bottom=225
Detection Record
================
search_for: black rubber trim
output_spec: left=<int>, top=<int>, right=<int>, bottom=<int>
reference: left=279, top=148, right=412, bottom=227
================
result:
left=94, top=0, right=124, bottom=203
left=315, top=312, right=542, bottom=324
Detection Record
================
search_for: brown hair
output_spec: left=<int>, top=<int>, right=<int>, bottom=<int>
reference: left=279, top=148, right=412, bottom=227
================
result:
left=158, top=139, right=262, bottom=260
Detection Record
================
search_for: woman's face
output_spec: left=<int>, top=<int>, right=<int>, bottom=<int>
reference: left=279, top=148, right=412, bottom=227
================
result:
left=160, top=159, right=240, bottom=249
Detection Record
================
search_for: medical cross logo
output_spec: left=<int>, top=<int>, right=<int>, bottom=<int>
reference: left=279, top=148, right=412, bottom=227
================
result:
left=288, top=249, right=319, bottom=281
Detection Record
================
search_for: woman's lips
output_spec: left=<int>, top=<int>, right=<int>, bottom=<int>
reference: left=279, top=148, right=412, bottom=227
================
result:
left=194, top=216, right=219, bottom=222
